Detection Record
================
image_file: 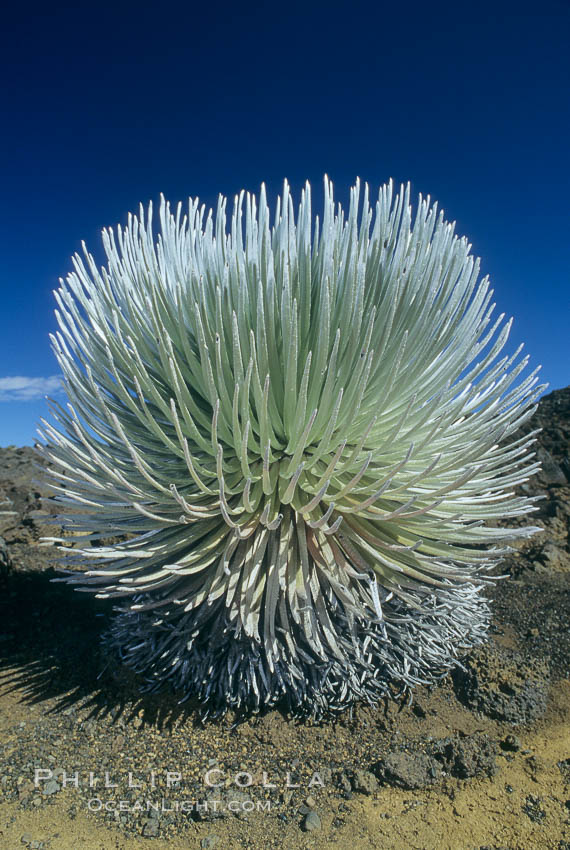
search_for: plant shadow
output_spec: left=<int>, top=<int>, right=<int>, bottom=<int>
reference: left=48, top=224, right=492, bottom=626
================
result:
left=0, top=566, right=219, bottom=730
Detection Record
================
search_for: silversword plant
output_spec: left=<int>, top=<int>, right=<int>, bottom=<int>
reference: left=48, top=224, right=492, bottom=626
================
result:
left=40, top=178, right=544, bottom=717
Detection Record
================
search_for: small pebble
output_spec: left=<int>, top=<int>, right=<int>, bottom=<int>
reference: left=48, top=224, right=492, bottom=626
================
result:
left=142, top=819, right=159, bottom=837
left=502, top=735, right=521, bottom=752
left=43, top=779, right=60, bottom=795
left=303, top=810, right=321, bottom=832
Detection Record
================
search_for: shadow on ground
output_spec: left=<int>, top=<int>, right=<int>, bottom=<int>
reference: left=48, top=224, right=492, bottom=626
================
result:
left=0, top=567, right=211, bottom=730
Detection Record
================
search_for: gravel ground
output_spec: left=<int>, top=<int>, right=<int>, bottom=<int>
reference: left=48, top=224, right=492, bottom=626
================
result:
left=0, top=387, right=569, bottom=850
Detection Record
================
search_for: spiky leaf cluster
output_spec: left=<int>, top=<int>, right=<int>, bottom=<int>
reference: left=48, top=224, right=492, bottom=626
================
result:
left=40, top=178, right=544, bottom=717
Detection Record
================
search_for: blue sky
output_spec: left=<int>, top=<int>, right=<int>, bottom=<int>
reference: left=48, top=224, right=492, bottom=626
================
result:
left=1, top=0, right=568, bottom=446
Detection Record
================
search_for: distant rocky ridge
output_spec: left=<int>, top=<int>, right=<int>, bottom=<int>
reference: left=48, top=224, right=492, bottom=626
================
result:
left=527, top=385, right=570, bottom=484
left=510, top=386, right=570, bottom=576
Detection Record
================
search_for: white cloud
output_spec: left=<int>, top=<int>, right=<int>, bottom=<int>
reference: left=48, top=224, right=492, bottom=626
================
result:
left=0, top=375, right=63, bottom=401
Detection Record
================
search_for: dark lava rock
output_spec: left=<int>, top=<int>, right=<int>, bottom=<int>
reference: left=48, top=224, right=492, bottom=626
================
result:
left=430, top=735, right=498, bottom=779
left=522, top=794, right=547, bottom=823
left=373, top=752, right=441, bottom=790
left=452, top=644, right=550, bottom=724
left=373, top=732, right=498, bottom=789
left=350, top=769, right=378, bottom=795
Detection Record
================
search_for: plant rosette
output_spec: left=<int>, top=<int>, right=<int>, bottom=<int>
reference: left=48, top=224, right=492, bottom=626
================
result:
left=40, top=177, right=544, bottom=718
